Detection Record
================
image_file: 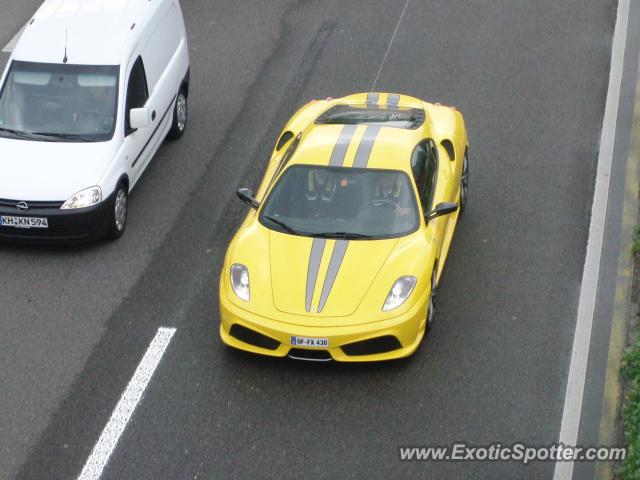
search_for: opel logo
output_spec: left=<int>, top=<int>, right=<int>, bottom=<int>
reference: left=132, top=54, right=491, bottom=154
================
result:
left=16, top=201, right=29, bottom=212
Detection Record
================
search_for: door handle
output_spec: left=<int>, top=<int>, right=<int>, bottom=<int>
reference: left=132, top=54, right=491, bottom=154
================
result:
left=151, top=110, right=157, bottom=121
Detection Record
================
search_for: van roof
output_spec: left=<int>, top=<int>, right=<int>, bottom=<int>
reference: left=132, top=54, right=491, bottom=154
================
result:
left=12, top=0, right=162, bottom=66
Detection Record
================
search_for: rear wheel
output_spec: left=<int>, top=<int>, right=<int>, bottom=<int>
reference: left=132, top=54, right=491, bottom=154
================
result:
left=168, top=88, right=187, bottom=140
left=425, top=268, right=437, bottom=333
left=460, top=151, right=469, bottom=213
left=106, top=183, right=128, bottom=240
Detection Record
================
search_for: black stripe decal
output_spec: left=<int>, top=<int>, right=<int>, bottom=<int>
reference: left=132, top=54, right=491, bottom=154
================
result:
left=305, top=238, right=326, bottom=312
left=352, top=125, right=381, bottom=169
left=131, top=95, right=177, bottom=167
left=328, top=124, right=357, bottom=167
left=317, top=240, right=349, bottom=313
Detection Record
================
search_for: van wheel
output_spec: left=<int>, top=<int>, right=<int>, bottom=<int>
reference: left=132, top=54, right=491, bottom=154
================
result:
left=168, top=89, right=187, bottom=140
left=106, top=184, right=128, bottom=240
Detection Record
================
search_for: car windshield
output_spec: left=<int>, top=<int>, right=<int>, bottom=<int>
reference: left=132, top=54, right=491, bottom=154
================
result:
left=0, top=61, right=119, bottom=142
left=259, top=165, right=420, bottom=239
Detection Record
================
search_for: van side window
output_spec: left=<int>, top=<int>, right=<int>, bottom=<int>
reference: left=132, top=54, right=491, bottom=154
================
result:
left=125, top=56, right=149, bottom=134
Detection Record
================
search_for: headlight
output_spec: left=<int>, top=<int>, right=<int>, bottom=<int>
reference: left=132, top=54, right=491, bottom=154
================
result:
left=382, top=276, right=417, bottom=312
left=230, top=264, right=250, bottom=301
left=60, top=186, right=102, bottom=210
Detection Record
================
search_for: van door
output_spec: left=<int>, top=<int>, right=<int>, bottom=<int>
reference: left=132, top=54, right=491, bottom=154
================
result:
left=123, top=54, right=155, bottom=184
left=137, top=2, right=183, bottom=157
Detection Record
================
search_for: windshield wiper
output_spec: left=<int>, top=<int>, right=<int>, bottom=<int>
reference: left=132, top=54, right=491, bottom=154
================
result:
left=32, top=132, right=98, bottom=142
left=263, top=215, right=301, bottom=235
left=0, top=127, right=56, bottom=141
left=311, top=232, right=374, bottom=240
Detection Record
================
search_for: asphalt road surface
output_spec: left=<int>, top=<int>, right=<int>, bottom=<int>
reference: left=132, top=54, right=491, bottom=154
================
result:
left=0, top=0, right=635, bottom=479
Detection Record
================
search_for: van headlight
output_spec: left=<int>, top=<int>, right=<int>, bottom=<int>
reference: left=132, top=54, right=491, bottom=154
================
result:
left=230, top=264, right=250, bottom=301
left=60, top=187, right=102, bottom=209
left=382, top=276, right=417, bottom=312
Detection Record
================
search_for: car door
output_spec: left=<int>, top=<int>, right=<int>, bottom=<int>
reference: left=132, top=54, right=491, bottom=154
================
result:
left=122, top=54, right=154, bottom=185
left=411, top=139, right=446, bottom=256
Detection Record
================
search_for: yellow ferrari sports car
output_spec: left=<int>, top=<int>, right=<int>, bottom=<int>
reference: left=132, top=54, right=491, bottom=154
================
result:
left=219, top=92, right=468, bottom=361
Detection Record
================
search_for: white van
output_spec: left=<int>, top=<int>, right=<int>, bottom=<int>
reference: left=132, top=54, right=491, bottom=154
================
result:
left=0, top=0, right=190, bottom=242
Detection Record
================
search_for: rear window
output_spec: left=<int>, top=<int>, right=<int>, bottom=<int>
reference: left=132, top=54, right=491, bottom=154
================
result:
left=315, top=104, right=425, bottom=129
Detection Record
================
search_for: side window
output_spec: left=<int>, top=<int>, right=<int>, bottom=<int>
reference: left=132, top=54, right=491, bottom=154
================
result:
left=410, top=142, right=428, bottom=193
left=264, top=133, right=301, bottom=196
left=279, top=133, right=301, bottom=169
left=422, top=141, right=438, bottom=211
left=410, top=140, right=438, bottom=212
left=125, top=56, right=149, bottom=134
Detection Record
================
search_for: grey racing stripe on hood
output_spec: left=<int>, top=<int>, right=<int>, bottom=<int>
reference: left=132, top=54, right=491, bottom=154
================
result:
left=352, top=124, right=382, bottom=169
left=305, top=238, right=327, bottom=312
left=329, top=124, right=358, bottom=166
left=387, top=93, right=400, bottom=107
left=317, top=239, right=349, bottom=313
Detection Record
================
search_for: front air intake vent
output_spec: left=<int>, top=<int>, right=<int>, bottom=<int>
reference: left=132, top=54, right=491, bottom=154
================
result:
left=229, top=324, right=280, bottom=350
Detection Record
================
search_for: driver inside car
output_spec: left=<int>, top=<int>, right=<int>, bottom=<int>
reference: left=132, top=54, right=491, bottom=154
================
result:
left=305, top=168, right=338, bottom=217
left=72, top=83, right=116, bottom=133
left=371, top=173, right=412, bottom=217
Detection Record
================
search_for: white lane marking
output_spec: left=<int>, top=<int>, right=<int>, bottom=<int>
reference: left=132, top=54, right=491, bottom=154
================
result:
left=553, top=0, right=631, bottom=479
left=2, top=23, right=27, bottom=53
left=77, top=327, right=176, bottom=480
left=370, top=0, right=411, bottom=92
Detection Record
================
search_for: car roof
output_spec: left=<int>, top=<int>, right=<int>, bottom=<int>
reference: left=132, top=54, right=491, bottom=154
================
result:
left=289, top=95, right=431, bottom=173
left=12, top=0, right=161, bottom=66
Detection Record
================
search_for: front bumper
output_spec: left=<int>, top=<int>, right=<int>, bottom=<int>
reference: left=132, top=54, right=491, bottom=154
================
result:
left=0, top=193, right=113, bottom=244
left=219, top=291, right=429, bottom=362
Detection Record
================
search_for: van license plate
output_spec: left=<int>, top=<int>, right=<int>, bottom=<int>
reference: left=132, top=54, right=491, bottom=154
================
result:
left=0, top=216, right=48, bottom=229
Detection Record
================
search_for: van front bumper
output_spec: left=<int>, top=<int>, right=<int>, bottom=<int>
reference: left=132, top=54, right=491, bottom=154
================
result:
left=0, top=193, right=114, bottom=244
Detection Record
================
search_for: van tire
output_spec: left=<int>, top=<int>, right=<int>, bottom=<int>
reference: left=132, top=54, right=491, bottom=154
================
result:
left=106, top=183, right=128, bottom=240
left=168, top=89, right=187, bottom=140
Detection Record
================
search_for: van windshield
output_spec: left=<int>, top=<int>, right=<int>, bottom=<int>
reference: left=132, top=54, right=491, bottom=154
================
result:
left=0, top=61, right=119, bottom=142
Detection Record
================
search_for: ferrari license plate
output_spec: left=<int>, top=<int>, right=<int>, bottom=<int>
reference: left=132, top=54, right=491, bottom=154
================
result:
left=291, top=336, right=329, bottom=348
left=0, top=215, right=48, bottom=229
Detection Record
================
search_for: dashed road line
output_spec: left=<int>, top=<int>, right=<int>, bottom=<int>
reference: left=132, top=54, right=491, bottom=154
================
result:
left=77, top=327, right=176, bottom=480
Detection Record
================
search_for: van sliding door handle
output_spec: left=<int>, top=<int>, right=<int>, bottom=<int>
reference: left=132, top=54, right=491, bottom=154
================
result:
left=151, top=110, right=157, bottom=121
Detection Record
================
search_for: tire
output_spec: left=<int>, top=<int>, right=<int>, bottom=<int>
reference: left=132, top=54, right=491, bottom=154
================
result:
left=425, top=267, right=437, bottom=333
left=459, top=151, right=469, bottom=214
left=168, top=88, right=187, bottom=140
left=106, top=183, right=128, bottom=240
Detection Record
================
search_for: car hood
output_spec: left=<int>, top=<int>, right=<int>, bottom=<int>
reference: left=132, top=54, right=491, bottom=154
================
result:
left=0, top=137, right=114, bottom=201
left=270, top=230, right=399, bottom=317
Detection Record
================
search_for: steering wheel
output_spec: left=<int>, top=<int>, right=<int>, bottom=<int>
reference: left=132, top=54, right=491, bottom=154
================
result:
left=368, top=199, right=397, bottom=210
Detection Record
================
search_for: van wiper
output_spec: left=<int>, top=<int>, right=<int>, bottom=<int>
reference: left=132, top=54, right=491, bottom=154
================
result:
left=311, top=232, right=374, bottom=240
left=263, top=215, right=301, bottom=235
left=0, top=127, right=55, bottom=141
left=32, top=132, right=98, bottom=142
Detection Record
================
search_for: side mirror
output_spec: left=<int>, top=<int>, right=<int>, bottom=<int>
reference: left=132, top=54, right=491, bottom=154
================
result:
left=425, top=202, right=458, bottom=222
left=129, top=108, right=151, bottom=130
left=236, top=188, right=260, bottom=210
